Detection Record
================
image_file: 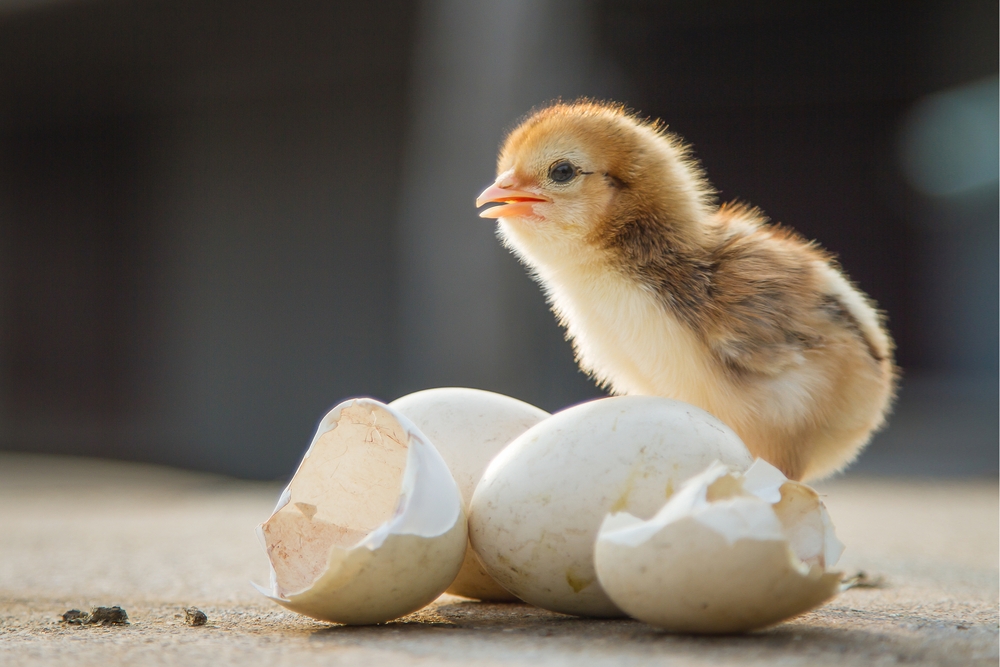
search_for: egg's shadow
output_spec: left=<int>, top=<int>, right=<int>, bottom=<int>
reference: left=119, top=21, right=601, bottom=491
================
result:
left=307, top=599, right=932, bottom=664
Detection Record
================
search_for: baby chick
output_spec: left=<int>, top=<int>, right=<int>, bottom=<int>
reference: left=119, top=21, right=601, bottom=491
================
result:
left=476, top=102, right=896, bottom=481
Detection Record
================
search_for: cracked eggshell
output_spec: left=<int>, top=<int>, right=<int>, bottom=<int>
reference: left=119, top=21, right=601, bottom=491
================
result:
left=468, top=396, right=754, bottom=617
left=390, top=387, right=549, bottom=601
left=255, top=398, right=467, bottom=625
left=594, top=459, right=844, bottom=634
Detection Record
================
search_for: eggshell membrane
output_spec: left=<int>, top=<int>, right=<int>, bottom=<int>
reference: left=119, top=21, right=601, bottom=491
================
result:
left=594, top=460, right=843, bottom=633
left=256, top=399, right=467, bottom=625
left=468, top=396, right=754, bottom=617
left=390, top=387, right=549, bottom=601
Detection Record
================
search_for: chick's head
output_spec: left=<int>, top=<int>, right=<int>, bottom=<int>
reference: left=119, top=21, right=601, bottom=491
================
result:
left=477, top=101, right=713, bottom=267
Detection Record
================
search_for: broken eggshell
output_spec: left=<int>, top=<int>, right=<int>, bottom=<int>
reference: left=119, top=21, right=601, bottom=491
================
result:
left=255, top=398, right=467, bottom=625
left=468, top=396, right=755, bottom=618
left=594, top=459, right=844, bottom=634
left=390, top=387, right=549, bottom=601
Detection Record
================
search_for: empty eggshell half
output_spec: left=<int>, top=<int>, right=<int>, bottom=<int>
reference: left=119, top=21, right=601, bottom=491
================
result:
left=255, top=398, right=467, bottom=625
left=469, top=396, right=754, bottom=617
left=390, top=387, right=549, bottom=601
left=594, top=458, right=844, bottom=634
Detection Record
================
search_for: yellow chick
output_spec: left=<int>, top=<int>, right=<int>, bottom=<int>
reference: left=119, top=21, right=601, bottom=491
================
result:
left=476, top=101, right=896, bottom=481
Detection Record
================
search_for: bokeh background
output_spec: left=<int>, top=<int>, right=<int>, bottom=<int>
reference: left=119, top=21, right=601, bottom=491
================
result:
left=0, top=0, right=995, bottom=479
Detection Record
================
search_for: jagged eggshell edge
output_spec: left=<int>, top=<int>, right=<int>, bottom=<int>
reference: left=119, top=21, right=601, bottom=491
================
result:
left=594, top=459, right=842, bottom=634
left=254, top=398, right=468, bottom=625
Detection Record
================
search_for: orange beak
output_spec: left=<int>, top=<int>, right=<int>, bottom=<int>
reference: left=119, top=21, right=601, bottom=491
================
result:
left=476, top=180, right=549, bottom=219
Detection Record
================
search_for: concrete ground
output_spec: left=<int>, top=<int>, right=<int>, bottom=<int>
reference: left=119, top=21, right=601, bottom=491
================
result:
left=0, top=452, right=996, bottom=667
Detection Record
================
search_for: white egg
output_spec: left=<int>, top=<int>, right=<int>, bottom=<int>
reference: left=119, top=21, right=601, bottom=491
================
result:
left=468, top=396, right=754, bottom=617
left=594, top=459, right=844, bottom=633
left=390, top=387, right=549, bottom=601
left=255, top=398, right=467, bottom=625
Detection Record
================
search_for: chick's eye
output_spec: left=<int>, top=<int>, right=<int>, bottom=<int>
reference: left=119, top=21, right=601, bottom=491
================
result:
left=549, top=161, right=577, bottom=183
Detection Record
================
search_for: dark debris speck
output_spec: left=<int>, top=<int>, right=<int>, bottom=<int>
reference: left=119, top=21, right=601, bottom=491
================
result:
left=60, top=609, right=88, bottom=624
left=60, top=606, right=130, bottom=626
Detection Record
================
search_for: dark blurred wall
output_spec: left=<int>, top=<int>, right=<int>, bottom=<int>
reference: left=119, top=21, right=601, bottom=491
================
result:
left=0, top=1, right=415, bottom=476
left=0, top=0, right=995, bottom=478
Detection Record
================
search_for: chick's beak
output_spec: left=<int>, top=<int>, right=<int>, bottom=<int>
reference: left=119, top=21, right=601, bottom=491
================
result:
left=476, top=180, right=549, bottom=219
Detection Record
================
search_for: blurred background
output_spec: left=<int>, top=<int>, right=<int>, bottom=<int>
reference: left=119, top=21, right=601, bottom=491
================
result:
left=0, top=0, right=995, bottom=479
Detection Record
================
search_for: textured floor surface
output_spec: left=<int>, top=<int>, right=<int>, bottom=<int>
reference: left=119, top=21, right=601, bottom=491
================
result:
left=0, top=451, right=996, bottom=666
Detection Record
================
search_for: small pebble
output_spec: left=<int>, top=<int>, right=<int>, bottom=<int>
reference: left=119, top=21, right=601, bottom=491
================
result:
left=185, top=607, right=208, bottom=626
left=87, top=606, right=130, bottom=626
